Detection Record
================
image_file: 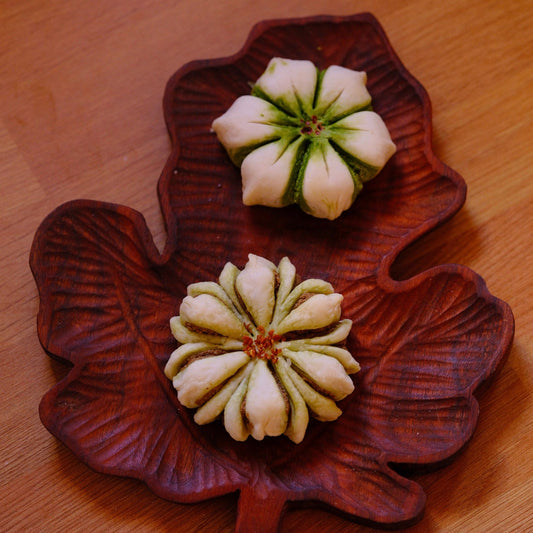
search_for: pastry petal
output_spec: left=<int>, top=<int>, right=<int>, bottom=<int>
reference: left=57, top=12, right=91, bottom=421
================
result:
left=235, top=254, right=277, bottom=328
left=241, top=136, right=303, bottom=208
left=300, top=142, right=360, bottom=220
left=253, top=57, right=317, bottom=116
left=224, top=370, right=251, bottom=441
left=173, top=351, right=250, bottom=408
left=282, top=349, right=355, bottom=401
left=316, top=65, right=371, bottom=119
left=276, top=293, right=343, bottom=335
left=179, top=293, right=245, bottom=338
left=276, top=358, right=309, bottom=444
left=245, top=359, right=288, bottom=440
left=211, top=95, right=287, bottom=165
left=331, top=110, right=396, bottom=172
left=285, top=364, right=343, bottom=421
left=194, top=363, right=253, bottom=425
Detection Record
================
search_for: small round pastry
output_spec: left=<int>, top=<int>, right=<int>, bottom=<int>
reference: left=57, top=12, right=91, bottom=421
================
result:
left=165, top=254, right=360, bottom=443
left=212, top=57, right=396, bottom=220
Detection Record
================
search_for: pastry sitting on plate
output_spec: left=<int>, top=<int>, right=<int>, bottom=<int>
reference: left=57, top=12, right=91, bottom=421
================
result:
left=165, top=254, right=360, bottom=443
left=212, top=57, right=396, bottom=220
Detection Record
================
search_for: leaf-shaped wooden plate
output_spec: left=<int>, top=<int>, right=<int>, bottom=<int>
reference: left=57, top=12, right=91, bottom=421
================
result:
left=31, top=13, right=514, bottom=531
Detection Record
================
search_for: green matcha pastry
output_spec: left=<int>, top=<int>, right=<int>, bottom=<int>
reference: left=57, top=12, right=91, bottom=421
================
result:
left=165, top=254, right=360, bottom=443
left=212, top=57, right=396, bottom=220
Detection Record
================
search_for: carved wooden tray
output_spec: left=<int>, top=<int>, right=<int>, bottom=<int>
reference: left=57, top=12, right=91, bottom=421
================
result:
left=30, top=13, right=514, bottom=531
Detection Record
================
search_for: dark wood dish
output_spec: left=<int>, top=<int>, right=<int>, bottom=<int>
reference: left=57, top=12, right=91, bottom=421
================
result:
left=30, top=13, right=514, bottom=532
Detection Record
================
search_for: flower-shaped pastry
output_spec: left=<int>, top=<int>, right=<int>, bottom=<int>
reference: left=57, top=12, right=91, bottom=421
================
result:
left=212, top=57, right=396, bottom=220
left=31, top=14, right=514, bottom=532
left=165, top=254, right=360, bottom=443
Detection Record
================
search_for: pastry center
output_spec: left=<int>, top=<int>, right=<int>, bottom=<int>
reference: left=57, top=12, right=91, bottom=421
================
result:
left=300, top=115, right=324, bottom=136
left=242, top=324, right=283, bottom=363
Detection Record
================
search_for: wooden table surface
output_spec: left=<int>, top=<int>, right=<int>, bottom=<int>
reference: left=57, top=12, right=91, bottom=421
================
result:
left=1, top=1, right=532, bottom=531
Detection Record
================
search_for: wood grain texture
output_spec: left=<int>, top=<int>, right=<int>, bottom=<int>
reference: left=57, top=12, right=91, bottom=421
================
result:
left=1, top=1, right=532, bottom=532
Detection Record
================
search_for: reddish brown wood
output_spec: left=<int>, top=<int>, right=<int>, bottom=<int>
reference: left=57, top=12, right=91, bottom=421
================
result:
left=30, top=14, right=514, bottom=531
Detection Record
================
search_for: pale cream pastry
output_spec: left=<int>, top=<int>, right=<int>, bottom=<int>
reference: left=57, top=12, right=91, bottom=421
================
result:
left=212, top=57, right=396, bottom=220
left=165, top=254, right=360, bottom=443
